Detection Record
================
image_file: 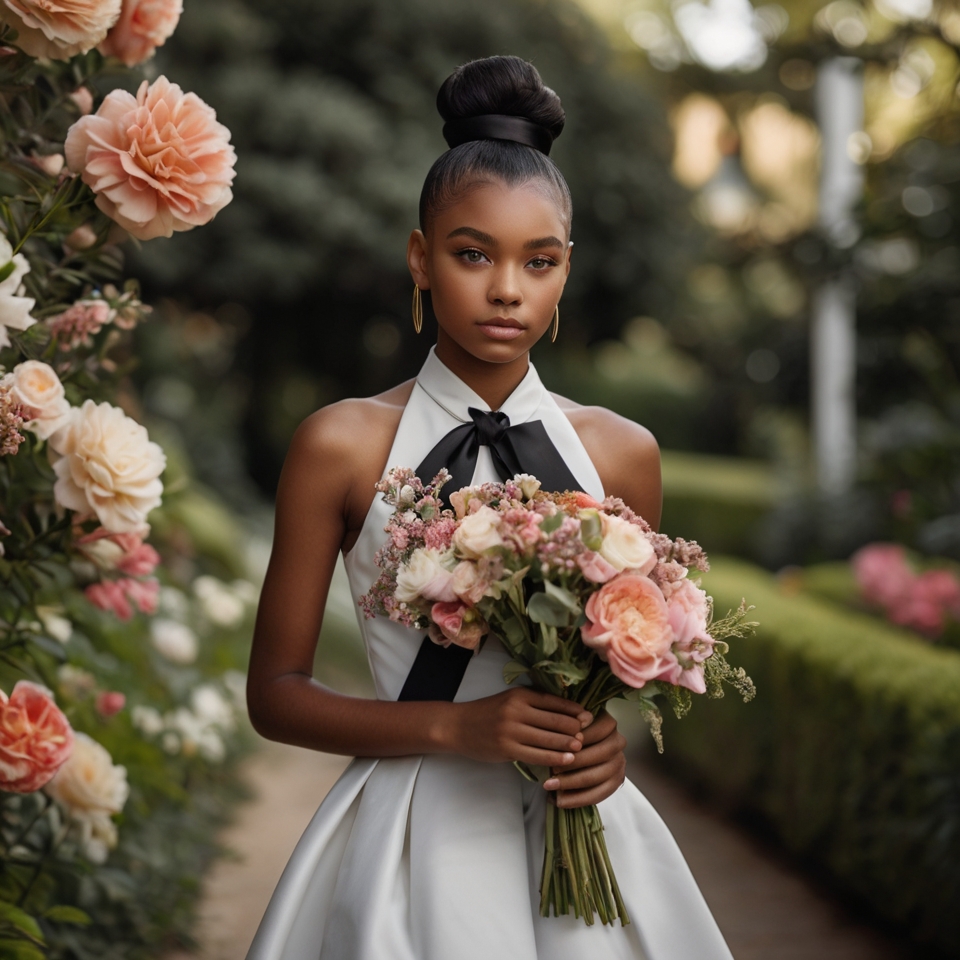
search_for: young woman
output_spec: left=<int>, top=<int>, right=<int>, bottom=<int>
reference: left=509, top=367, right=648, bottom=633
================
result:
left=245, top=56, right=733, bottom=960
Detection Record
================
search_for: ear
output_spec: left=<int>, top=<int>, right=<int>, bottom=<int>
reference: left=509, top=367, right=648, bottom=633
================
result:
left=407, top=229, right=430, bottom=290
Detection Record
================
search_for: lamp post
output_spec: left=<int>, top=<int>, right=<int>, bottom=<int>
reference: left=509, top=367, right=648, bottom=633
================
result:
left=812, top=57, right=864, bottom=496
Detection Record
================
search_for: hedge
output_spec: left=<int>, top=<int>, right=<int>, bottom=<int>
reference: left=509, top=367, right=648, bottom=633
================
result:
left=659, top=558, right=960, bottom=955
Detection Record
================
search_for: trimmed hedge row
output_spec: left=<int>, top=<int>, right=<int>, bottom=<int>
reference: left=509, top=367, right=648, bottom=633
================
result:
left=660, top=558, right=960, bottom=955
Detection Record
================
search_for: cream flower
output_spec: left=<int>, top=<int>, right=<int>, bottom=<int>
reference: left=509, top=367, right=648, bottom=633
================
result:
left=149, top=617, right=197, bottom=664
left=99, top=0, right=181, bottom=66
left=452, top=505, right=504, bottom=559
left=4, top=360, right=71, bottom=440
left=0, top=0, right=121, bottom=60
left=395, top=547, right=456, bottom=604
left=51, top=399, right=165, bottom=533
left=0, top=235, right=36, bottom=349
left=45, top=732, right=128, bottom=863
left=64, top=76, right=236, bottom=241
left=599, top=514, right=656, bottom=575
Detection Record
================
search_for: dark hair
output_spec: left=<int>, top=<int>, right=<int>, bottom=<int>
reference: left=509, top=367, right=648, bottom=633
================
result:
left=418, top=56, right=572, bottom=233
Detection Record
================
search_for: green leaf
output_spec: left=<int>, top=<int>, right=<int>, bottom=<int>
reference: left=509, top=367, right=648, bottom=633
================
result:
left=543, top=580, right=581, bottom=613
left=539, top=511, right=564, bottom=534
left=526, top=585, right=579, bottom=627
left=0, top=904, right=43, bottom=942
left=0, top=939, right=46, bottom=960
left=0, top=261, right=15, bottom=285
left=539, top=622, right=559, bottom=656
left=534, top=660, right=589, bottom=684
left=42, top=905, right=90, bottom=927
left=502, top=660, right=529, bottom=684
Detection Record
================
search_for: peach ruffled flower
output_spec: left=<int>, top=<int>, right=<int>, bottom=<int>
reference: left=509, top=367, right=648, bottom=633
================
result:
left=0, top=681, right=74, bottom=793
left=2, top=360, right=72, bottom=440
left=99, top=0, right=181, bottom=66
left=0, top=0, right=121, bottom=60
left=51, top=399, right=165, bottom=533
left=429, top=600, right=486, bottom=650
left=581, top=574, right=675, bottom=688
left=64, top=76, right=236, bottom=241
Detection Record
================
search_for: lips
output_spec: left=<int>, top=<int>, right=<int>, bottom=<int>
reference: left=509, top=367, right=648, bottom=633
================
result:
left=478, top=317, right=526, bottom=341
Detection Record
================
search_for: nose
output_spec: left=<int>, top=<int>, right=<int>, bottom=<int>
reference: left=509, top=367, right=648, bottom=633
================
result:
left=488, top=264, right=523, bottom=307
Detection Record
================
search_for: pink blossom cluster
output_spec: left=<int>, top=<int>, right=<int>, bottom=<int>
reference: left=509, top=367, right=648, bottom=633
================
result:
left=361, top=469, right=720, bottom=693
left=47, top=299, right=114, bottom=349
left=77, top=525, right=161, bottom=621
left=852, top=543, right=960, bottom=638
left=0, top=381, right=25, bottom=455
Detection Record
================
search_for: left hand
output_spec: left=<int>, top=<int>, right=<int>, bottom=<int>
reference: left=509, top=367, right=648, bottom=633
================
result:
left=541, top=710, right=627, bottom=809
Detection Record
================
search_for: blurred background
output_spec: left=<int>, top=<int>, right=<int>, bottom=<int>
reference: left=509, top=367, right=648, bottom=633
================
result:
left=117, top=1, right=960, bottom=956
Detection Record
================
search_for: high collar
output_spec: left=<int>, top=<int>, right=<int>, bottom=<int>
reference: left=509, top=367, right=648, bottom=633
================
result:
left=414, top=346, right=544, bottom=425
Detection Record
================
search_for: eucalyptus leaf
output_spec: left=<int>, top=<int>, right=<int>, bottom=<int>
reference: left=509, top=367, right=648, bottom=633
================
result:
left=526, top=591, right=574, bottom=627
left=503, top=660, right=529, bottom=684
left=539, top=622, right=559, bottom=656
left=539, top=512, right=564, bottom=534
left=534, top=660, right=589, bottom=684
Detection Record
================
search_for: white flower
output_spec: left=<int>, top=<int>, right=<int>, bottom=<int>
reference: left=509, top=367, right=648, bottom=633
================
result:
left=77, top=536, right=125, bottom=571
left=598, top=514, right=657, bottom=574
left=395, top=547, right=456, bottom=603
left=50, top=399, right=166, bottom=533
left=4, top=361, right=72, bottom=440
left=36, top=605, right=72, bottom=644
left=149, top=617, right=198, bottom=664
left=514, top=474, right=541, bottom=500
left=0, top=235, right=36, bottom=349
left=161, top=731, right=179, bottom=754
left=45, top=732, right=128, bottom=861
left=158, top=585, right=189, bottom=621
left=222, top=669, right=246, bottom=705
left=229, top=579, right=259, bottom=605
left=191, top=684, right=234, bottom=731
left=198, top=730, right=224, bottom=763
left=399, top=484, right=416, bottom=505
left=193, top=575, right=244, bottom=628
left=131, top=704, right=164, bottom=736
left=452, top=505, right=505, bottom=559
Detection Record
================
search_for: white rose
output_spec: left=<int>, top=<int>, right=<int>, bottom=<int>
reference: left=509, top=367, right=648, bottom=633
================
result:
left=131, top=704, right=164, bottom=736
left=0, top=235, right=36, bottom=348
left=36, top=605, right=72, bottom=644
left=514, top=474, right=541, bottom=500
left=0, top=0, right=122, bottom=60
left=599, top=514, right=656, bottom=574
left=395, top=547, right=456, bottom=604
left=45, top=732, right=128, bottom=860
left=191, top=684, right=234, bottom=730
left=150, top=617, right=198, bottom=664
left=50, top=399, right=165, bottom=533
left=193, top=575, right=245, bottom=627
left=5, top=361, right=72, bottom=440
left=452, top=505, right=505, bottom=559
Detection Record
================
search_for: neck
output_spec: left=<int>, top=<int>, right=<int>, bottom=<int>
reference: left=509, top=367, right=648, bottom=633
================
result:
left=434, top=330, right=530, bottom=410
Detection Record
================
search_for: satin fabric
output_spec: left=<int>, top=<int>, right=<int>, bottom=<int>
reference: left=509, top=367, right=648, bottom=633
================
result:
left=246, top=347, right=734, bottom=960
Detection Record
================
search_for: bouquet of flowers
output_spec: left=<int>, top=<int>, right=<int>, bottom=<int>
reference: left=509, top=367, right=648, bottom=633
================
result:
left=361, top=468, right=756, bottom=927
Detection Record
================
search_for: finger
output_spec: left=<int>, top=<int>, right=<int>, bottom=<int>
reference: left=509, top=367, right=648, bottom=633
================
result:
left=516, top=725, right=583, bottom=754
left=556, top=779, right=625, bottom=808
left=514, top=746, right=578, bottom=768
left=544, top=755, right=623, bottom=793
left=579, top=712, right=617, bottom=746
left=552, top=731, right=626, bottom=773
left=526, top=706, right=586, bottom=738
left=523, top=691, right=593, bottom=727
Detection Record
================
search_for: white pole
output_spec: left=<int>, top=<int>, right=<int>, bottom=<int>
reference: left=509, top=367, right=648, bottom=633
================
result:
left=812, top=57, right=863, bottom=496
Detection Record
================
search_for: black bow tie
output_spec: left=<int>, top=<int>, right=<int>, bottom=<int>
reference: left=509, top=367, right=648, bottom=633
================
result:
left=397, top=406, right=584, bottom=703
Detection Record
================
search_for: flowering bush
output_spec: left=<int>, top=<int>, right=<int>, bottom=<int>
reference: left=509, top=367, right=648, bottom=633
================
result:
left=0, top=9, right=252, bottom=957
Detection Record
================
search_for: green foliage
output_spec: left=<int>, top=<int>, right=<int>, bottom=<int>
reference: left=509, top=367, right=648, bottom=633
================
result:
left=659, top=557, right=960, bottom=955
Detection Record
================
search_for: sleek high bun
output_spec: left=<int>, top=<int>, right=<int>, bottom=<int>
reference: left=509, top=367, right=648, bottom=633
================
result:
left=419, top=56, right=572, bottom=232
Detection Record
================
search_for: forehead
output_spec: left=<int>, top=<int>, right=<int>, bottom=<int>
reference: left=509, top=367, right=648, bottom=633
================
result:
left=431, top=180, right=570, bottom=243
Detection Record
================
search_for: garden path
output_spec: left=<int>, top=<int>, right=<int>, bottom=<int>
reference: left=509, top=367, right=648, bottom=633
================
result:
left=166, top=736, right=918, bottom=960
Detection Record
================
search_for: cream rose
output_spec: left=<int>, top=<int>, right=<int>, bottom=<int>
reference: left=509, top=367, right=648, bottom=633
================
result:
left=64, top=76, right=236, bottom=241
left=51, top=399, right=166, bottom=533
left=0, top=235, right=36, bottom=349
left=0, top=0, right=121, bottom=60
left=45, top=732, right=128, bottom=862
left=599, top=514, right=656, bottom=575
left=99, top=0, right=181, bottom=66
left=452, top=505, right=504, bottom=559
left=395, top=547, right=456, bottom=604
left=4, top=360, right=71, bottom=440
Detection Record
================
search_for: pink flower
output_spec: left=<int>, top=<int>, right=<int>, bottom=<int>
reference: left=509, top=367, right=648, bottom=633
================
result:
left=574, top=492, right=601, bottom=509
left=95, top=691, right=125, bottom=718
left=659, top=578, right=715, bottom=694
left=581, top=574, right=676, bottom=688
left=99, top=0, right=182, bottom=66
left=852, top=543, right=913, bottom=609
left=0, top=0, right=121, bottom=60
left=914, top=568, right=960, bottom=618
left=116, top=541, right=160, bottom=577
left=120, top=577, right=159, bottom=615
left=47, top=300, right=113, bottom=350
left=451, top=561, right=490, bottom=605
left=576, top=550, right=619, bottom=584
left=85, top=580, right=133, bottom=621
left=429, top=601, right=486, bottom=650
left=64, top=76, right=236, bottom=241
left=0, top=681, right=74, bottom=793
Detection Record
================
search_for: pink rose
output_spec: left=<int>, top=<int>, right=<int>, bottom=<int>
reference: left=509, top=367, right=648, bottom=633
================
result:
left=64, top=76, right=236, bottom=241
left=581, top=574, right=675, bottom=688
left=451, top=561, right=490, bottom=605
left=659, top=578, right=715, bottom=694
left=120, top=577, right=159, bottom=615
left=0, top=681, right=74, bottom=793
left=116, top=541, right=160, bottom=577
left=85, top=580, right=132, bottom=621
left=99, top=0, right=182, bottom=67
left=429, top=601, right=485, bottom=650
left=0, top=0, right=121, bottom=60
left=852, top=543, right=913, bottom=609
left=576, top=550, right=619, bottom=584
left=913, top=568, right=960, bottom=618
left=95, top=691, right=125, bottom=718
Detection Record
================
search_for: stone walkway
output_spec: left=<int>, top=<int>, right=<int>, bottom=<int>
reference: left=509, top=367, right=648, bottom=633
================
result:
left=167, top=736, right=919, bottom=960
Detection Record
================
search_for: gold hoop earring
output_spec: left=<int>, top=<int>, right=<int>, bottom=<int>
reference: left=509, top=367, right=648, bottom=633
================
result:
left=412, top=285, right=423, bottom=334
left=550, top=305, right=559, bottom=343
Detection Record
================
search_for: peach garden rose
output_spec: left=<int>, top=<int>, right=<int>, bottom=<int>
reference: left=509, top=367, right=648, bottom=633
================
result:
left=0, top=0, right=121, bottom=60
left=64, top=76, right=236, bottom=241
left=581, top=573, right=676, bottom=687
left=99, top=0, right=181, bottom=66
left=0, top=681, right=74, bottom=793
left=2, top=360, right=71, bottom=440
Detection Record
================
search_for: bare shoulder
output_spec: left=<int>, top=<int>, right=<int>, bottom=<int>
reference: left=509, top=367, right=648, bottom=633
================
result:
left=550, top=392, right=662, bottom=529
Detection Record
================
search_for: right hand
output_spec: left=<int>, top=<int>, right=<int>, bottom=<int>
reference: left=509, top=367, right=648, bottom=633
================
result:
left=448, top=688, right=593, bottom=768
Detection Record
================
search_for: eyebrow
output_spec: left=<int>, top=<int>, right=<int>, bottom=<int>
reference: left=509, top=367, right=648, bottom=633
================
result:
left=446, top=226, right=565, bottom=251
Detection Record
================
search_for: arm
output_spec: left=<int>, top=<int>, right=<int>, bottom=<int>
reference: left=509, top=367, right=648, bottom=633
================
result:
left=246, top=401, right=593, bottom=768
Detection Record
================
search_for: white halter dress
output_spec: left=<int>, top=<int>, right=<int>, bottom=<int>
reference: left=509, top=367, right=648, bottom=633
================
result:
left=246, top=347, right=733, bottom=960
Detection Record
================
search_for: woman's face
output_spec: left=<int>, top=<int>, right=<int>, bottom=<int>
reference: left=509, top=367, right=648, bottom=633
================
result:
left=407, top=180, right=572, bottom=365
